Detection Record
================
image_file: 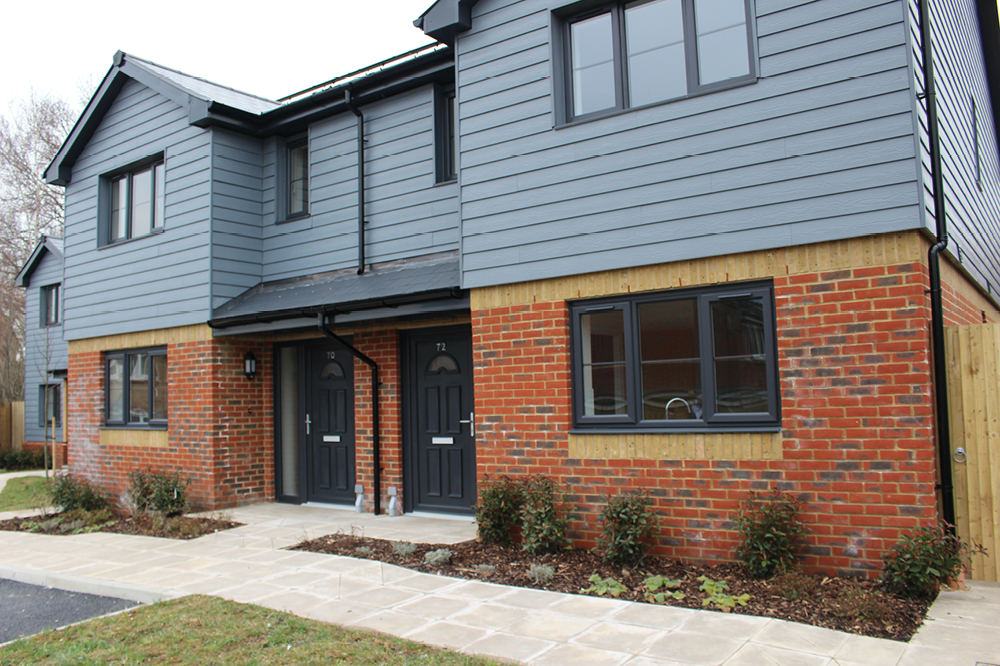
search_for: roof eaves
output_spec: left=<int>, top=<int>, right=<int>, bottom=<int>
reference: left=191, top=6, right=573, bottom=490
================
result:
left=414, top=0, right=481, bottom=44
left=975, top=0, right=1000, bottom=158
left=15, top=235, right=63, bottom=287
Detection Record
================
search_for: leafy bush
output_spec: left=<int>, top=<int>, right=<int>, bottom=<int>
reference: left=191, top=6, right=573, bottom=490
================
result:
left=125, top=468, right=189, bottom=515
left=520, top=475, right=568, bottom=555
left=424, top=548, right=452, bottom=566
left=50, top=474, right=109, bottom=512
left=881, top=524, right=981, bottom=599
left=475, top=475, right=524, bottom=545
left=735, top=488, right=807, bottom=579
left=597, top=491, right=658, bottom=567
left=0, top=449, right=46, bottom=471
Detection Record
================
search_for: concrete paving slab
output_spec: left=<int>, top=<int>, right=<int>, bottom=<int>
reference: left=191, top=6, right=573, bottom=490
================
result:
left=504, top=610, right=599, bottom=642
left=530, top=642, right=631, bottom=666
left=549, top=594, right=630, bottom=619
left=572, top=621, right=666, bottom=650
left=448, top=602, right=530, bottom=630
left=403, top=620, right=492, bottom=651
left=466, top=632, right=558, bottom=664
left=723, top=642, right=832, bottom=666
left=832, top=634, right=906, bottom=665
left=305, top=599, right=381, bottom=626
left=494, top=587, right=562, bottom=611
left=613, top=603, right=695, bottom=630
left=643, top=631, right=746, bottom=665
left=341, top=585, right=423, bottom=608
left=750, top=621, right=848, bottom=657
left=348, top=609, right=433, bottom=637
left=444, top=579, right=514, bottom=601
left=257, top=589, right=328, bottom=615
left=395, top=595, right=477, bottom=620
left=677, top=611, right=769, bottom=641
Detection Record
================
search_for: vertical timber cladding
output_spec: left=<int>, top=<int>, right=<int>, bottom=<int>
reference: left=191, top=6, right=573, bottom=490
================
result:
left=67, top=324, right=275, bottom=510
left=472, top=231, right=957, bottom=575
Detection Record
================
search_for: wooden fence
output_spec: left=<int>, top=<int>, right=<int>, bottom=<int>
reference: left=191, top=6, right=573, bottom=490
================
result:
left=0, top=402, right=25, bottom=452
left=945, top=323, right=1000, bottom=582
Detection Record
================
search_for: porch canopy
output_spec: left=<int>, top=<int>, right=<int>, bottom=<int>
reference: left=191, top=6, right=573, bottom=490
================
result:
left=209, top=255, right=466, bottom=335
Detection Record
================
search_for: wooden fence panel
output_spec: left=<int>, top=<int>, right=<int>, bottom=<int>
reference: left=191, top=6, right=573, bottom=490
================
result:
left=0, top=403, right=10, bottom=452
left=945, top=324, right=1000, bottom=581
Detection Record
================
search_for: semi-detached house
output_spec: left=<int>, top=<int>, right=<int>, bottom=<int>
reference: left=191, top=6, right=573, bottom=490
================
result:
left=31, top=0, right=1000, bottom=575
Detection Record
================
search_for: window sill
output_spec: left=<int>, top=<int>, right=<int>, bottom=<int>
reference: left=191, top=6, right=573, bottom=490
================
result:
left=99, top=228, right=165, bottom=250
left=277, top=213, right=311, bottom=225
left=101, top=425, right=168, bottom=431
left=570, top=425, right=781, bottom=435
left=555, top=77, right=757, bottom=130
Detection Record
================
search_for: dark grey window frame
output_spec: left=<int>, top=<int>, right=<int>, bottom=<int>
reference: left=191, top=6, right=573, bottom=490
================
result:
left=98, top=153, right=166, bottom=247
left=569, top=280, right=779, bottom=433
left=552, top=0, right=758, bottom=125
left=104, top=346, right=167, bottom=429
left=434, top=84, right=458, bottom=183
left=38, top=384, right=61, bottom=428
left=41, top=283, right=60, bottom=327
left=276, top=135, right=310, bottom=223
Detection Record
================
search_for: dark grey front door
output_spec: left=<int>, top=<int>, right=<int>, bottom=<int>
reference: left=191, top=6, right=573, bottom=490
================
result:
left=406, top=327, right=476, bottom=514
left=306, top=343, right=355, bottom=504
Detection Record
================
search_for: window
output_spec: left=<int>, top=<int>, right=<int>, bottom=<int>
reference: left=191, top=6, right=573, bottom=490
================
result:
left=106, top=159, right=166, bottom=243
left=41, top=284, right=60, bottom=327
left=557, top=0, right=756, bottom=122
left=38, top=384, right=61, bottom=428
left=286, top=137, right=309, bottom=219
left=435, top=85, right=457, bottom=183
left=105, top=348, right=167, bottom=427
left=570, top=281, right=778, bottom=431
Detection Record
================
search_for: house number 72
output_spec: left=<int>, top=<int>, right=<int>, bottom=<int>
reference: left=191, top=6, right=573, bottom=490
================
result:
left=436, top=343, right=446, bottom=351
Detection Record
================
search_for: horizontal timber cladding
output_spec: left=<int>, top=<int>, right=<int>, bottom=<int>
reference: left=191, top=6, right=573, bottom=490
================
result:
left=67, top=324, right=274, bottom=509
left=23, top=248, right=68, bottom=445
left=457, top=0, right=924, bottom=289
left=470, top=231, right=977, bottom=576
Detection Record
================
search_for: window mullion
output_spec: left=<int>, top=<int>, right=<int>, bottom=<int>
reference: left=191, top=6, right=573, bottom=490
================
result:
left=682, top=0, right=699, bottom=93
left=611, top=4, right=627, bottom=111
left=698, top=295, right=718, bottom=421
left=625, top=300, right=639, bottom=424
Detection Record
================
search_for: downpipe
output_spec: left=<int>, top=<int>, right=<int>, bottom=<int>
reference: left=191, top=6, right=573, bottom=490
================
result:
left=345, top=88, right=366, bottom=275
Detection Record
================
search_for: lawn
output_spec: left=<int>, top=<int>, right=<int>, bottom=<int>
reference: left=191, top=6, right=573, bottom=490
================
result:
left=0, top=595, right=499, bottom=666
left=0, top=476, right=50, bottom=512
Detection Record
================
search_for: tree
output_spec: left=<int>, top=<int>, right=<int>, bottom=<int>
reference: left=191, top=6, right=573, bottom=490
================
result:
left=0, top=94, right=75, bottom=403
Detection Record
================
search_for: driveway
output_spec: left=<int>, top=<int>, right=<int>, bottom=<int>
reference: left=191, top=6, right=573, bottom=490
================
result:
left=0, top=578, right=138, bottom=644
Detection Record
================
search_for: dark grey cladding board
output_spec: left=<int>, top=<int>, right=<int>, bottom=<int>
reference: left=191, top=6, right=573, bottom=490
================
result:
left=22, top=246, right=68, bottom=444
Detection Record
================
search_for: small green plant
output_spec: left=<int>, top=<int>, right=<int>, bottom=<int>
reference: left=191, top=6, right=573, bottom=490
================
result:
left=735, top=488, right=807, bottom=579
left=391, top=541, right=417, bottom=558
left=475, top=475, right=525, bottom=545
left=0, top=449, right=46, bottom=471
left=50, top=473, right=109, bottom=512
left=698, top=576, right=750, bottom=611
left=597, top=491, right=658, bottom=567
left=126, top=468, right=189, bottom=515
left=527, top=563, right=555, bottom=585
left=473, top=564, right=496, bottom=575
left=643, top=575, right=685, bottom=602
left=354, top=546, right=376, bottom=557
left=828, top=582, right=893, bottom=623
left=881, top=523, right=984, bottom=599
left=520, top=475, right=568, bottom=555
left=581, top=573, right=627, bottom=597
left=424, top=548, right=452, bottom=566
left=770, top=570, right=817, bottom=601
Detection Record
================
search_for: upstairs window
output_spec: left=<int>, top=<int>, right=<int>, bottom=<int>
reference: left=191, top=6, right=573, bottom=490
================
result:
left=559, top=0, right=756, bottom=122
left=108, top=159, right=166, bottom=243
left=286, top=137, right=309, bottom=219
left=106, top=347, right=168, bottom=427
left=570, top=281, right=778, bottom=431
left=41, top=283, right=60, bottom=327
left=435, top=85, right=458, bottom=183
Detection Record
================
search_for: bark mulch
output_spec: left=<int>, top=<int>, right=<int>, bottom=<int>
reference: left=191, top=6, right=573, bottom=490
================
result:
left=292, top=534, right=932, bottom=642
left=0, top=512, right=240, bottom=540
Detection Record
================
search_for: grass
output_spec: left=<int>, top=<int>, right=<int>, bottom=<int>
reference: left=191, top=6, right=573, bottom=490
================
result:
left=0, top=477, right=50, bottom=512
left=0, top=595, right=500, bottom=665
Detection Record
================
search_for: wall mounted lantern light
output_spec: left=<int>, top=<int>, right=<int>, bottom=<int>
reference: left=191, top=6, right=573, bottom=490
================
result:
left=244, top=351, right=258, bottom=380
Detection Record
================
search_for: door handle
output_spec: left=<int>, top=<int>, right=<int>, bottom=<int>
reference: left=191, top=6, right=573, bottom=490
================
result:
left=305, top=413, right=311, bottom=436
left=459, top=412, right=475, bottom=439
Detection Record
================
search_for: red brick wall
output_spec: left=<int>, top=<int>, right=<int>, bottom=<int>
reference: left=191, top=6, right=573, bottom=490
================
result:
left=21, top=441, right=67, bottom=468
left=472, top=260, right=949, bottom=576
left=67, top=337, right=274, bottom=510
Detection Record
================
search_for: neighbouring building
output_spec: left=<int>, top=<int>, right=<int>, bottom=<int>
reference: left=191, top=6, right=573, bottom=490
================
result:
left=32, top=0, right=1000, bottom=575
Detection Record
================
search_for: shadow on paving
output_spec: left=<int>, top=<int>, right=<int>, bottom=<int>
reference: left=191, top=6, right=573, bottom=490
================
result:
left=0, top=579, right=139, bottom=644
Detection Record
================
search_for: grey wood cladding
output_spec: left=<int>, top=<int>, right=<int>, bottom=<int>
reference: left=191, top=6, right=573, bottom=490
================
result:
left=23, top=249, right=67, bottom=444
left=455, top=0, right=931, bottom=289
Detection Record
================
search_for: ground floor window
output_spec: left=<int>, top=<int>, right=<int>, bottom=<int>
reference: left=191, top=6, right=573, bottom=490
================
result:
left=105, top=347, right=167, bottom=427
left=38, top=384, right=61, bottom=428
left=570, top=280, right=779, bottom=431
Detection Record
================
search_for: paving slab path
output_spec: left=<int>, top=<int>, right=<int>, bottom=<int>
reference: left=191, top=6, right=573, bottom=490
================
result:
left=0, top=502, right=997, bottom=665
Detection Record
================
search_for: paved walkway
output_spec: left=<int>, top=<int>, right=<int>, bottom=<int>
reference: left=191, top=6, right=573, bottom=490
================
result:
left=1, top=500, right=998, bottom=665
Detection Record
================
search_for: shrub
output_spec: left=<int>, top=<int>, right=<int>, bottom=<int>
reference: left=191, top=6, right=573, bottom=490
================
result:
left=473, top=564, right=496, bottom=575
left=424, top=548, right=452, bottom=566
left=597, top=491, right=658, bottom=567
left=475, top=475, right=524, bottom=545
left=354, top=546, right=376, bottom=558
left=50, top=474, right=109, bottom=512
left=125, top=468, right=189, bottom=515
left=520, top=475, right=568, bottom=555
left=770, top=570, right=817, bottom=601
left=0, top=449, right=46, bottom=471
left=527, top=563, right=555, bottom=585
left=735, top=488, right=807, bottom=579
left=391, top=541, right=417, bottom=558
left=881, top=524, right=980, bottom=599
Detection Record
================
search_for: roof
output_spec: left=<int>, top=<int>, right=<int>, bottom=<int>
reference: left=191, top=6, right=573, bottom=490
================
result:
left=414, top=0, right=482, bottom=44
left=15, top=236, right=63, bottom=288
left=210, top=255, right=463, bottom=329
left=45, top=45, right=453, bottom=185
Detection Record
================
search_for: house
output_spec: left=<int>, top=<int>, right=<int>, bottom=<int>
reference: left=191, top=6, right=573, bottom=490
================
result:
left=16, top=235, right=68, bottom=466
left=40, top=0, right=1000, bottom=575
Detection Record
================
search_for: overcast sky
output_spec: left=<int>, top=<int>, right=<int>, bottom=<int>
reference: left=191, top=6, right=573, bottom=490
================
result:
left=0, top=0, right=436, bottom=113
